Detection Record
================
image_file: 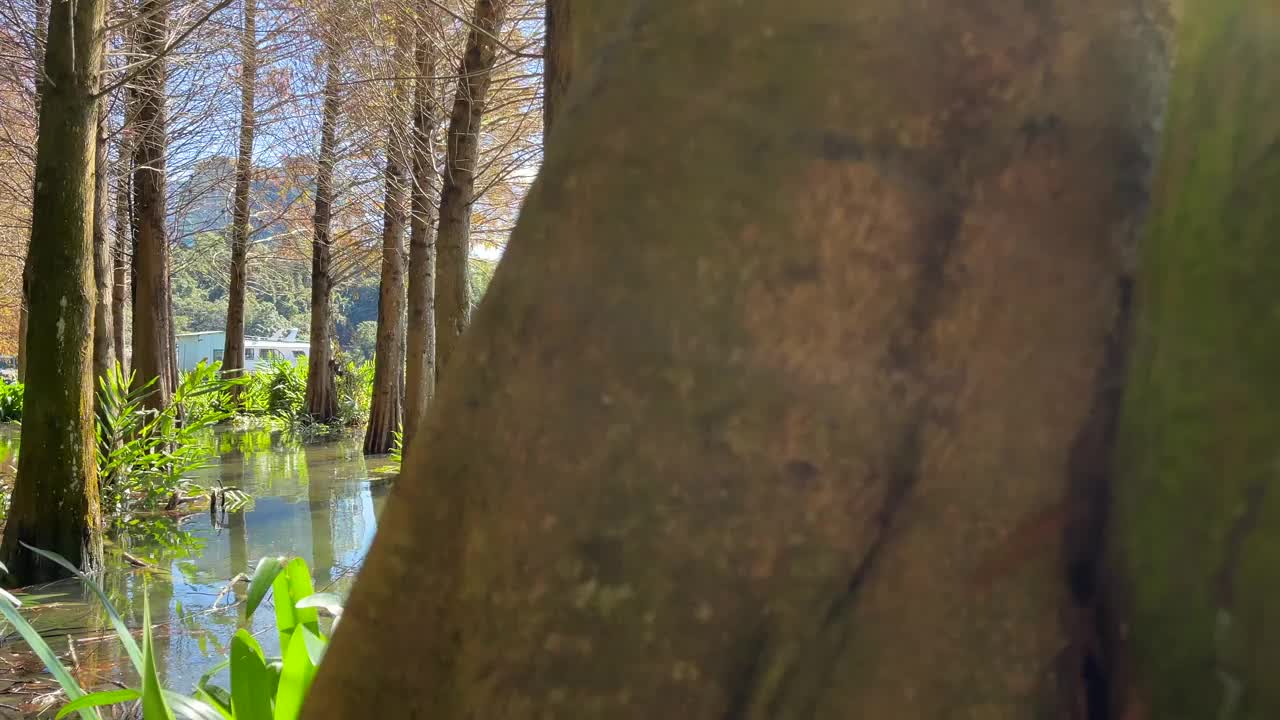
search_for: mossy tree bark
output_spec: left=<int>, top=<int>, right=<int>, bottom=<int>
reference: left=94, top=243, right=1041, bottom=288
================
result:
left=304, top=45, right=342, bottom=424
left=364, top=28, right=412, bottom=456
left=433, top=0, right=508, bottom=379
left=223, top=0, right=258, bottom=401
left=1110, top=4, right=1280, bottom=718
left=305, top=2, right=1172, bottom=717
left=0, top=0, right=106, bottom=584
left=130, top=0, right=173, bottom=411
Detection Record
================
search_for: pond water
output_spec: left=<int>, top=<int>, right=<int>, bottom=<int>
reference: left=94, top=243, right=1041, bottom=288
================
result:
left=0, top=427, right=393, bottom=714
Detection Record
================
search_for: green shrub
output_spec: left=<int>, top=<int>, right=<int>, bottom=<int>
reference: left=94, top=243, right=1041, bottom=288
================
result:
left=0, top=381, right=22, bottom=423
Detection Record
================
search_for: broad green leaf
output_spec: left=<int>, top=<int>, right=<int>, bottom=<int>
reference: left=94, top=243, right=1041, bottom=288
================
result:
left=272, top=558, right=317, bottom=649
left=142, top=592, right=175, bottom=720
left=163, top=691, right=228, bottom=720
left=293, top=592, right=342, bottom=617
left=22, top=543, right=145, bottom=673
left=194, top=686, right=233, bottom=720
left=230, top=630, right=272, bottom=720
left=55, top=689, right=140, bottom=719
left=272, top=628, right=318, bottom=720
left=245, top=556, right=285, bottom=619
left=300, top=627, right=327, bottom=667
left=0, top=596, right=98, bottom=719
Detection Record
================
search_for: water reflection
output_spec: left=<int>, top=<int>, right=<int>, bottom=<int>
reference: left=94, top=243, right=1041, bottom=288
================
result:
left=1, top=427, right=391, bottom=696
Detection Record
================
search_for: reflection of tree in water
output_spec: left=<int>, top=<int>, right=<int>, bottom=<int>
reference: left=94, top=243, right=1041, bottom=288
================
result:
left=305, top=445, right=335, bottom=585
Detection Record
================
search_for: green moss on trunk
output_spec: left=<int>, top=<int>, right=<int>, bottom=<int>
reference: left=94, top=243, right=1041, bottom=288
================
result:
left=1112, top=3, right=1280, bottom=718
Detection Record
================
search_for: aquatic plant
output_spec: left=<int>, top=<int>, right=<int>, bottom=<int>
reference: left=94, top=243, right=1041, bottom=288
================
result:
left=0, top=547, right=339, bottom=720
left=0, top=380, right=23, bottom=423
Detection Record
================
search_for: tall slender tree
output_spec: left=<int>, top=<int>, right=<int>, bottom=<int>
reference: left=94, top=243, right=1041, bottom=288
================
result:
left=16, top=0, right=47, bottom=383
left=433, top=0, right=509, bottom=378
left=304, top=40, right=343, bottom=423
left=364, top=24, right=412, bottom=456
left=0, top=0, right=107, bottom=583
left=222, top=0, right=258, bottom=398
left=131, top=0, right=174, bottom=410
left=402, top=18, right=439, bottom=454
left=304, top=0, right=1171, bottom=715
left=92, top=82, right=115, bottom=386
left=111, top=140, right=130, bottom=370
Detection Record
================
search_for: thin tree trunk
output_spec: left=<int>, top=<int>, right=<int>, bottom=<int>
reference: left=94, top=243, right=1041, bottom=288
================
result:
left=0, top=0, right=106, bottom=584
left=304, top=45, right=342, bottom=423
left=1110, top=3, right=1280, bottom=717
left=364, top=36, right=411, bottom=456
left=112, top=143, right=130, bottom=372
left=223, top=0, right=257, bottom=398
left=92, top=81, right=115, bottom=388
left=304, top=1, right=1171, bottom=716
left=403, top=22, right=439, bottom=455
left=130, top=0, right=172, bottom=410
left=17, top=0, right=48, bottom=384
left=433, top=0, right=509, bottom=379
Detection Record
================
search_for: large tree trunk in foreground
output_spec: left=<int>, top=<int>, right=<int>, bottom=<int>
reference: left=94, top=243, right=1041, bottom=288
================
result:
left=223, top=0, right=258, bottom=399
left=304, top=47, right=342, bottom=424
left=1110, top=3, right=1280, bottom=717
left=0, top=0, right=106, bottom=583
left=305, top=2, right=1171, bottom=717
left=92, top=96, right=115, bottom=387
left=363, top=124, right=408, bottom=454
left=433, top=0, right=508, bottom=379
left=402, top=23, right=439, bottom=455
left=130, top=0, right=173, bottom=410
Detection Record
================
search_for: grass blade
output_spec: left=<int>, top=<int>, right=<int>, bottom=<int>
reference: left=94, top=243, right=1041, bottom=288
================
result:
left=0, top=596, right=98, bottom=719
left=21, top=543, right=145, bottom=673
left=56, top=689, right=141, bottom=719
left=142, top=590, right=175, bottom=720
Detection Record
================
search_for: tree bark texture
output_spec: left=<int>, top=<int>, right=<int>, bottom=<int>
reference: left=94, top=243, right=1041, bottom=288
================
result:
left=17, top=0, right=48, bottom=384
left=112, top=140, right=131, bottom=372
left=364, top=41, right=411, bottom=456
left=403, top=21, right=439, bottom=456
left=1110, top=3, right=1280, bottom=718
left=433, top=0, right=509, bottom=379
left=130, top=0, right=173, bottom=410
left=0, top=0, right=106, bottom=584
left=223, top=0, right=258, bottom=398
left=92, top=88, right=115, bottom=388
left=305, top=2, right=1171, bottom=717
left=304, top=47, right=342, bottom=424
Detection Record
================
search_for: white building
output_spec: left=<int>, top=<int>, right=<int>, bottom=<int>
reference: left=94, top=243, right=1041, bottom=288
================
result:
left=176, top=329, right=309, bottom=372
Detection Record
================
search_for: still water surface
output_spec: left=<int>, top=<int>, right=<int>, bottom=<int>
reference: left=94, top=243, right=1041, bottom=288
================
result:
left=0, top=427, right=392, bottom=704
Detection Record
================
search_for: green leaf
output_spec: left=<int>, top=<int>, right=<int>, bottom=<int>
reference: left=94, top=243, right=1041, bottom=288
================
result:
left=292, top=592, right=342, bottom=618
left=230, top=630, right=272, bottom=720
left=272, top=558, right=318, bottom=649
left=272, top=627, right=318, bottom=720
left=142, top=591, right=175, bottom=720
left=22, top=543, right=145, bottom=673
left=55, top=689, right=141, bottom=719
left=193, top=687, right=233, bottom=720
left=245, top=557, right=285, bottom=619
left=163, top=691, right=228, bottom=720
left=0, top=595, right=97, bottom=719
left=300, top=627, right=328, bottom=667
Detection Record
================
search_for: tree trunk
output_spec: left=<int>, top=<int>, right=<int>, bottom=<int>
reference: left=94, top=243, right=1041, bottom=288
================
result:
left=433, top=0, right=508, bottom=379
left=131, top=0, right=172, bottom=410
left=223, top=0, right=257, bottom=399
left=92, top=85, right=115, bottom=389
left=403, top=22, right=439, bottom=455
left=1110, top=3, right=1280, bottom=717
left=17, top=0, right=49, bottom=384
left=542, top=0, right=568, bottom=135
left=363, top=49, right=411, bottom=456
left=0, top=0, right=106, bottom=584
left=112, top=142, right=130, bottom=372
left=304, top=1, right=1171, bottom=717
left=304, top=46, right=342, bottom=424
